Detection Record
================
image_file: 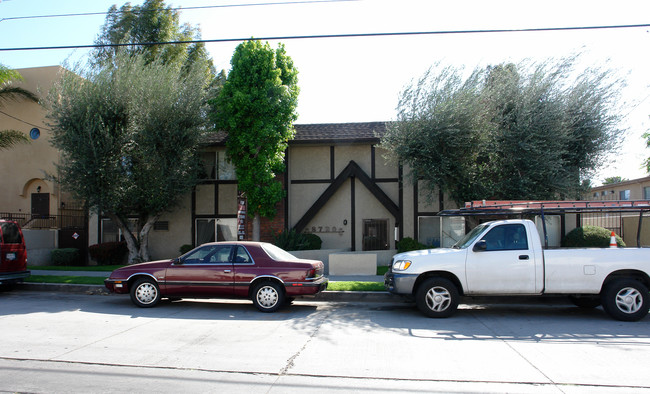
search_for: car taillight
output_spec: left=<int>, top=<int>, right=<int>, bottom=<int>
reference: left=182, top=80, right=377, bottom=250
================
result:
left=307, top=269, right=316, bottom=278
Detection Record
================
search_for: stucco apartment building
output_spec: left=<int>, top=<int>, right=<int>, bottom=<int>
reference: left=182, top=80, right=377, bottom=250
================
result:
left=90, top=122, right=463, bottom=263
left=587, top=177, right=650, bottom=201
left=582, top=176, right=650, bottom=246
left=2, top=66, right=463, bottom=265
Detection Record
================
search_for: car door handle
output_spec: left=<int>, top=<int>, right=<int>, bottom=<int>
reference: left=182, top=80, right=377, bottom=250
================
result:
left=519, top=255, right=529, bottom=260
left=223, top=269, right=232, bottom=273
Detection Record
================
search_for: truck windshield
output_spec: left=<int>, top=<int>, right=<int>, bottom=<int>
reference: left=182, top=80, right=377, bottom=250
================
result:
left=452, top=223, right=488, bottom=249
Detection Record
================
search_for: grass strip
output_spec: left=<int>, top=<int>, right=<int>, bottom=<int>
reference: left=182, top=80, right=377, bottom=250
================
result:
left=28, top=265, right=122, bottom=272
left=25, top=275, right=107, bottom=285
left=327, top=281, right=385, bottom=292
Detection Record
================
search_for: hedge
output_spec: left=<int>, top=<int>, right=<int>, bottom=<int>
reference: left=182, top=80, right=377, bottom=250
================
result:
left=562, top=225, right=626, bottom=248
left=88, top=242, right=128, bottom=265
left=50, top=248, right=82, bottom=266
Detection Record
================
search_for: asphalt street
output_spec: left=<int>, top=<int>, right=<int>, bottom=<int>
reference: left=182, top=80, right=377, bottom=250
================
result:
left=0, top=290, right=649, bottom=393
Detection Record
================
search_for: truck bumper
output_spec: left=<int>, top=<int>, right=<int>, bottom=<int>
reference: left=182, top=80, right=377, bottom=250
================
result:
left=0, top=270, right=31, bottom=285
left=384, top=271, right=418, bottom=295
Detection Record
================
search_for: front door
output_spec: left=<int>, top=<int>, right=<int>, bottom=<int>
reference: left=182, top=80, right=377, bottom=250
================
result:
left=465, top=223, right=538, bottom=294
left=163, top=244, right=234, bottom=297
left=31, top=193, right=49, bottom=218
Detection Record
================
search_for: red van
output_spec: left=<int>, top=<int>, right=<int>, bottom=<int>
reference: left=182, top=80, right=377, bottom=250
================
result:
left=0, top=220, right=30, bottom=285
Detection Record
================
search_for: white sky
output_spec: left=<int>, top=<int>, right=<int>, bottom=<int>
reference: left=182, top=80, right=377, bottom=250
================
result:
left=1, top=0, right=649, bottom=184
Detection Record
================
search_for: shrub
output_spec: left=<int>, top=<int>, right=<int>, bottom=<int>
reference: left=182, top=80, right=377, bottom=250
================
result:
left=88, top=242, right=128, bottom=265
left=303, top=233, right=322, bottom=250
left=562, top=226, right=625, bottom=248
left=51, top=248, right=82, bottom=266
left=397, top=237, right=430, bottom=253
left=179, top=244, right=193, bottom=255
left=274, top=229, right=322, bottom=251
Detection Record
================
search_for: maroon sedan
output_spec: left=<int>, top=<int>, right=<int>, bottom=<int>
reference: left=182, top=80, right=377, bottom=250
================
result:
left=104, top=242, right=328, bottom=312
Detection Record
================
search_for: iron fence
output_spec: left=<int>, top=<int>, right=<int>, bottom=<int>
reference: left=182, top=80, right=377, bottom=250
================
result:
left=0, top=212, right=86, bottom=230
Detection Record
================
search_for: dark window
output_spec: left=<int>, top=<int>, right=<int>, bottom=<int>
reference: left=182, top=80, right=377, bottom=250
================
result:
left=1, top=222, right=22, bottom=244
left=153, top=221, right=169, bottom=231
left=362, top=219, right=389, bottom=251
left=481, top=224, right=528, bottom=251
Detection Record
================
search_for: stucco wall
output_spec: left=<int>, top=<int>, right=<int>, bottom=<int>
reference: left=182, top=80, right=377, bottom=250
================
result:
left=148, top=193, right=193, bottom=260
left=289, top=145, right=330, bottom=179
left=302, top=180, right=352, bottom=250
left=0, top=66, right=63, bottom=215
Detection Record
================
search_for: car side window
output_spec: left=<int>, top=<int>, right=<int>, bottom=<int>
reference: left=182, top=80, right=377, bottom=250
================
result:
left=205, top=245, right=233, bottom=264
left=234, top=246, right=252, bottom=264
left=481, top=224, right=528, bottom=251
left=183, top=245, right=232, bottom=264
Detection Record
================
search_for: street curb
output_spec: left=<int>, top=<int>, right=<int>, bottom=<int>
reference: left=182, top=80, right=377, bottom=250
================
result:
left=18, top=283, right=111, bottom=295
left=17, top=283, right=574, bottom=305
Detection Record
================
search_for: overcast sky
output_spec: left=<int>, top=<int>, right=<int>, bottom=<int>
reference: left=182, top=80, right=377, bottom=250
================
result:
left=1, top=0, right=649, bottom=184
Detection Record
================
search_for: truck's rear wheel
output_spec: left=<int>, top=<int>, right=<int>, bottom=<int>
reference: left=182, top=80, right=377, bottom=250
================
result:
left=415, top=277, right=459, bottom=318
left=601, top=279, right=649, bottom=321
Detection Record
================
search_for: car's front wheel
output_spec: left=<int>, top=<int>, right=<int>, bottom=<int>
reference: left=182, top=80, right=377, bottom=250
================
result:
left=601, top=279, right=649, bottom=321
left=415, top=277, right=459, bottom=318
left=130, top=278, right=161, bottom=308
left=252, top=281, right=284, bottom=313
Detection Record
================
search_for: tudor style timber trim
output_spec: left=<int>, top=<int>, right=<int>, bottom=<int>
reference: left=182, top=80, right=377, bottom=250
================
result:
left=293, top=160, right=400, bottom=234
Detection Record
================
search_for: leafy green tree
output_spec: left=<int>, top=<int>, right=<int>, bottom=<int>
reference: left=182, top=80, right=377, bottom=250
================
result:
left=381, top=57, right=623, bottom=204
left=45, top=51, right=208, bottom=263
left=210, top=40, right=299, bottom=241
left=602, top=176, right=628, bottom=185
left=0, top=65, right=38, bottom=149
left=93, top=0, right=214, bottom=79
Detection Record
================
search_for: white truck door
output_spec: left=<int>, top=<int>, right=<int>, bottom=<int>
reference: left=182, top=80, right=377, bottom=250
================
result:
left=465, top=223, right=538, bottom=294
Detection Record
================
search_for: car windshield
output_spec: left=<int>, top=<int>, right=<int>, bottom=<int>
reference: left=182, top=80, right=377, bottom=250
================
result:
left=452, top=223, right=488, bottom=249
left=261, top=243, right=298, bottom=261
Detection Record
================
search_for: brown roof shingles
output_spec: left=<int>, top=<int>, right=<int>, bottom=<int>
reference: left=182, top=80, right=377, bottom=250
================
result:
left=202, top=121, right=389, bottom=146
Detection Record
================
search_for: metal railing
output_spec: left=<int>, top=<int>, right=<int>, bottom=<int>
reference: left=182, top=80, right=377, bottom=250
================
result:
left=0, top=212, right=86, bottom=229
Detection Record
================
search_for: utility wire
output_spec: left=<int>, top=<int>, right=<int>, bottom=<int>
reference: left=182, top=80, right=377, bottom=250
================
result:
left=0, top=109, right=50, bottom=131
left=0, top=0, right=356, bottom=22
left=1, top=23, right=649, bottom=52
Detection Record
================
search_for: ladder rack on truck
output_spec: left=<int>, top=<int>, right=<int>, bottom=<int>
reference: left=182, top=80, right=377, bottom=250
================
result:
left=438, top=200, right=650, bottom=248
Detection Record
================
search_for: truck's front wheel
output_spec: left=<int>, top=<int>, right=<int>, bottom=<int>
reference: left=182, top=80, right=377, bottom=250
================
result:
left=416, top=277, right=459, bottom=318
left=601, top=279, right=649, bottom=321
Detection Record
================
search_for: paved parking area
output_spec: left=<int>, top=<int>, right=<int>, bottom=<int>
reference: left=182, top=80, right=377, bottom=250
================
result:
left=0, top=290, right=648, bottom=393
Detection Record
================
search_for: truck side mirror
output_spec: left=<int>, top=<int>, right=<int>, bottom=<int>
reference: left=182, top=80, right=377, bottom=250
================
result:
left=473, top=240, right=487, bottom=252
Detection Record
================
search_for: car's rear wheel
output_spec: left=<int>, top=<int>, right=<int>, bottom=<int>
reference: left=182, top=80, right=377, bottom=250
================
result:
left=130, top=278, right=161, bottom=308
left=415, top=277, right=459, bottom=318
left=601, top=279, right=649, bottom=321
left=252, top=281, right=284, bottom=313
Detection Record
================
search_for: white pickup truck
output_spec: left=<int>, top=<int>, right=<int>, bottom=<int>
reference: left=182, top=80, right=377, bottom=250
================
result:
left=384, top=219, right=650, bottom=321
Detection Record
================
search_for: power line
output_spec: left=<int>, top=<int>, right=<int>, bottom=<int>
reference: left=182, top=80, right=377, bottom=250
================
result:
left=0, top=109, right=50, bottom=131
left=0, top=0, right=356, bottom=22
left=1, top=23, right=649, bottom=52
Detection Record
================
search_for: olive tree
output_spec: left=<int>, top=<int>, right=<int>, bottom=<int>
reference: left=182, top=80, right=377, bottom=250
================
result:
left=46, top=52, right=209, bottom=263
left=381, top=57, right=623, bottom=204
